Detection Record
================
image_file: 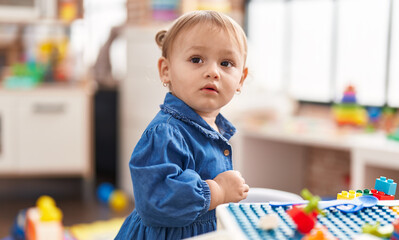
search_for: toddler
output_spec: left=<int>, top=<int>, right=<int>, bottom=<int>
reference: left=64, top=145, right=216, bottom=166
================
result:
left=115, top=10, right=249, bottom=239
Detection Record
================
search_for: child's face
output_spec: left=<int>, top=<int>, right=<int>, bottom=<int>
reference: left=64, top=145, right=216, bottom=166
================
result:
left=158, top=23, right=248, bottom=118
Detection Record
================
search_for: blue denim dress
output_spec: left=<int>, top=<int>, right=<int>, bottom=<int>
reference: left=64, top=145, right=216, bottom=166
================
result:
left=115, top=93, right=236, bottom=240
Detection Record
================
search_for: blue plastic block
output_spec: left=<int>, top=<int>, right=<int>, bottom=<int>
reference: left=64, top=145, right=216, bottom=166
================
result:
left=374, top=176, right=397, bottom=196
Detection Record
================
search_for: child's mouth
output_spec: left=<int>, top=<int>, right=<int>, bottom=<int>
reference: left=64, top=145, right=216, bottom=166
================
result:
left=202, top=87, right=218, bottom=93
left=202, top=85, right=218, bottom=93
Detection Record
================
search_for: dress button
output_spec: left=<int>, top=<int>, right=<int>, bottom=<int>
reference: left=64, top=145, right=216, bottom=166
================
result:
left=224, top=149, right=230, bottom=156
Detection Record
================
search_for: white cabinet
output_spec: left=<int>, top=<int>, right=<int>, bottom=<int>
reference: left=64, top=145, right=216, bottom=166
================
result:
left=0, top=86, right=92, bottom=178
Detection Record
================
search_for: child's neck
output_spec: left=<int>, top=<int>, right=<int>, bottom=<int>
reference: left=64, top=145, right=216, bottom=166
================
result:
left=196, top=111, right=220, bottom=133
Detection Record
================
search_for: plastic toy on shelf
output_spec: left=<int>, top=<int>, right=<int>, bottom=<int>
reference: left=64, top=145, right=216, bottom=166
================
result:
left=381, top=108, right=398, bottom=134
left=366, top=107, right=382, bottom=132
left=332, top=85, right=368, bottom=127
left=3, top=62, right=46, bottom=89
left=388, top=126, right=399, bottom=142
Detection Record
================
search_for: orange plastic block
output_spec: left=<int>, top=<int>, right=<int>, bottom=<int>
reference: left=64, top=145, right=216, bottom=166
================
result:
left=25, top=207, right=63, bottom=240
left=390, top=206, right=399, bottom=215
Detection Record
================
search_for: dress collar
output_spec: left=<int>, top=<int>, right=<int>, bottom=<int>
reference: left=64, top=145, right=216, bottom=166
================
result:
left=160, top=93, right=236, bottom=141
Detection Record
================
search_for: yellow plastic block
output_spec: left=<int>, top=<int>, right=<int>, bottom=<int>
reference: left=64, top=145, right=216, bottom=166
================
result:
left=337, top=190, right=361, bottom=200
left=337, top=191, right=349, bottom=200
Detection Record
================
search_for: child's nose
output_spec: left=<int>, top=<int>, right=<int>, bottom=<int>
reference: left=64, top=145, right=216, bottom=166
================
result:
left=205, top=63, right=220, bottom=79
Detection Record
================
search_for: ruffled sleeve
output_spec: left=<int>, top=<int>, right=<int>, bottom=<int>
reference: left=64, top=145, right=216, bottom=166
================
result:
left=130, top=123, right=211, bottom=227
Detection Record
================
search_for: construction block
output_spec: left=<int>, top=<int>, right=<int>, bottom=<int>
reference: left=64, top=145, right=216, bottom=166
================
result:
left=374, top=176, right=397, bottom=196
left=337, top=191, right=349, bottom=200
left=337, top=190, right=362, bottom=200
left=287, top=206, right=317, bottom=234
left=372, top=190, right=395, bottom=200
left=362, top=189, right=373, bottom=195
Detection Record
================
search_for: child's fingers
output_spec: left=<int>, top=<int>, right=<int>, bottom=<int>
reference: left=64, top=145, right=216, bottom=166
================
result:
left=233, top=170, right=242, bottom=177
left=238, top=184, right=249, bottom=199
left=243, top=184, right=249, bottom=192
left=243, top=191, right=248, bottom=199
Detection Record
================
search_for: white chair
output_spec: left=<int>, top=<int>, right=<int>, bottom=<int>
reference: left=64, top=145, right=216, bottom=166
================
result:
left=240, top=188, right=303, bottom=203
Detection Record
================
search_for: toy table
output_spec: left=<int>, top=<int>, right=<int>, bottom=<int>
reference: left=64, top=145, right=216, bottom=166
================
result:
left=216, top=202, right=399, bottom=240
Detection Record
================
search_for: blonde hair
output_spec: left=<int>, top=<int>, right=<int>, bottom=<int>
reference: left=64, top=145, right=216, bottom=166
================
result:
left=155, top=10, right=247, bottom=63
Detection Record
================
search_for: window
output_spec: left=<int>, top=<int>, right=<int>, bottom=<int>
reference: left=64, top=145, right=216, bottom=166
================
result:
left=83, top=0, right=127, bottom=67
left=247, top=0, right=398, bottom=107
left=288, top=0, right=333, bottom=102
left=335, top=0, right=390, bottom=106
left=247, top=0, right=286, bottom=92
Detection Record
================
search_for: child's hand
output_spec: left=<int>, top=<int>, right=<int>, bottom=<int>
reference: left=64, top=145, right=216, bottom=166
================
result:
left=214, top=170, right=249, bottom=203
left=206, top=170, right=249, bottom=210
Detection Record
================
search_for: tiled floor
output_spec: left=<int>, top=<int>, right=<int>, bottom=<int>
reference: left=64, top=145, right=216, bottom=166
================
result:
left=0, top=178, right=134, bottom=238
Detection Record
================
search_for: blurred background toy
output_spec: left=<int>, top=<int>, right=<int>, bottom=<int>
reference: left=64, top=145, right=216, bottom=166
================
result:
left=381, top=107, right=397, bottom=134
left=25, top=195, right=64, bottom=240
left=332, top=85, right=368, bottom=127
left=10, top=209, right=26, bottom=240
left=3, top=61, right=46, bottom=89
left=388, top=127, right=399, bottom=141
left=97, top=182, right=129, bottom=212
left=366, top=107, right=382, bottom=132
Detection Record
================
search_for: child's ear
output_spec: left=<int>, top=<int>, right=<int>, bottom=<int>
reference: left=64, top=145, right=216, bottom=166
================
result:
left=158, top=57, right=170, bottom=84
left=239, top=67, right=248, bottom=87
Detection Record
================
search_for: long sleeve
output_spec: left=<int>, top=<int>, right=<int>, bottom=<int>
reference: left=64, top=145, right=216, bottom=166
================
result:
left=130, top=123, right=211, bottom=227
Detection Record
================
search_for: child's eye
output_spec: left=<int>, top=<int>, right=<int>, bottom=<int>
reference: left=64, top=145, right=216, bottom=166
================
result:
left=190, top=57, right=203, bottom=64
left=221, top=61, right=233, bottom=67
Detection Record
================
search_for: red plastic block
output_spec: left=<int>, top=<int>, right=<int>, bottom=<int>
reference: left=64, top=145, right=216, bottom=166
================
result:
left=287, top=206, right=317, bottom=234
left=372, top=190, right=395, bottom=200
